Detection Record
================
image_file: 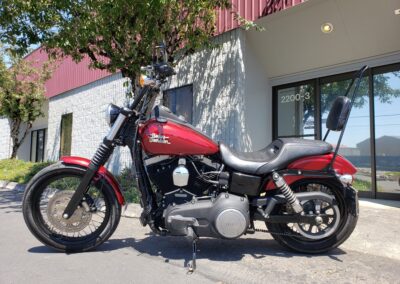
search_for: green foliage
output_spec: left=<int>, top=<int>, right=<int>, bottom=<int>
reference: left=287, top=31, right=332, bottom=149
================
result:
left=353, top=178, right=372, bottom=192
left=0, top=49, right=54, bottom=158
left=0, top=159, right=53, bottom=184
left=116, top=168, right=139, bottom=203
left=0, top=0, right=231, bottom=84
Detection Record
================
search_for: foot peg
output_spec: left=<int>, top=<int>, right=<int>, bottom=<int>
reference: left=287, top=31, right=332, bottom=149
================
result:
left=272, top=172, right=303, bottom=214
left=186, top=227, right=198, bottom=273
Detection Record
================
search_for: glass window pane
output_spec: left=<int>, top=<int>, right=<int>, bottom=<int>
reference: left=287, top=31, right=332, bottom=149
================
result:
left=30, top=131, right=37, bottom=162
left=321, top=77, right=372, bottom=192
left=374, top=70, right=400, bottom=194
left=37, top=130, right=45, bottom=162
left=60, top=113, right=73, bottom=157
left=164, top=85, right=193, bottom=123
left=276, top=84, right=315, bottom=138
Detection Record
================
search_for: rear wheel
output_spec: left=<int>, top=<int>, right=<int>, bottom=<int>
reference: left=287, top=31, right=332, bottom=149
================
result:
left=266, top=179, right=358, bottom=253
left=22, top=163, right=121, bottom=252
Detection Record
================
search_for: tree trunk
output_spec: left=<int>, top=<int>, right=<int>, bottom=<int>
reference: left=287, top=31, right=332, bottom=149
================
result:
left=9, top=119, right=32, bottom=159
left=10, top=144, right=19, bottom=159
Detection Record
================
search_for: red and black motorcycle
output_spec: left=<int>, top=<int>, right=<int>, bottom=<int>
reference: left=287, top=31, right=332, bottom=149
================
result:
left=22, top=49, right=366, bottom=271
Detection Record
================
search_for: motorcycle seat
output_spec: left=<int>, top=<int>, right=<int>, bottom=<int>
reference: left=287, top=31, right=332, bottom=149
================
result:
left=220, top=138, right=333, bottom=176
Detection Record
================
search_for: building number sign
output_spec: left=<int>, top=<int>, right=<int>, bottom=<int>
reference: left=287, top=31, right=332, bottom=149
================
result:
left=280, top=91, right=311, bottom=103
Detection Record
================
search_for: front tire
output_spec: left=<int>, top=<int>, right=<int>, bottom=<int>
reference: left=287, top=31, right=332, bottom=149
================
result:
left=266, top=179, right=358, bottom=254
left=22, top=162, right=121, bottom=252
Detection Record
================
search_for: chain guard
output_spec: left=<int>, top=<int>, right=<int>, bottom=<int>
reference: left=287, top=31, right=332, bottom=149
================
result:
left=47, top=191, right=92, bottom=233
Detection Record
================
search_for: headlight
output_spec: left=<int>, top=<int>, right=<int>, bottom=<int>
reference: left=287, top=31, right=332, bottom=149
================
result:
left=105, top=104, right=121, bottom=126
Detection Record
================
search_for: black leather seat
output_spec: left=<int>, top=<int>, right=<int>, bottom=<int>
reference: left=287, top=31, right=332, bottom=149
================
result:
left=220, top=138, right=333, bottom=175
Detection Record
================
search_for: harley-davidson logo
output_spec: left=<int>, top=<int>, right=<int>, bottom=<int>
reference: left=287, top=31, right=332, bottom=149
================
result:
left=148, top=133, right=171, bottom=144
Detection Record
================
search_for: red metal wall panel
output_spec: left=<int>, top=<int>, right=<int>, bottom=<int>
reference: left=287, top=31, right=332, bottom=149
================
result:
left=216, top=0, right=305, bottom=33
left=25, top=48, right=110, bottom=98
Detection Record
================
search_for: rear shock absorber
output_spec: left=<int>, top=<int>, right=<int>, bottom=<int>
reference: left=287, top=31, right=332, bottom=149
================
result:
left=272, top=172, right=303, bottom=214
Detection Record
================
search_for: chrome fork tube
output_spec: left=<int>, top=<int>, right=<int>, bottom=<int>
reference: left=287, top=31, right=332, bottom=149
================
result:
left=106, top=112, right=127, bottom=141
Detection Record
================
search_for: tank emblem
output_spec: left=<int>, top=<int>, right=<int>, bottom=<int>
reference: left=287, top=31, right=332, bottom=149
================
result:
left=148, top=133, right=171, bottom=144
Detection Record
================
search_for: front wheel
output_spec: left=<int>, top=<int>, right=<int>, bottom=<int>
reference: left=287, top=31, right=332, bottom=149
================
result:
left=266, top=179, right=358, bottom=253
left=22, top=162, right=121, bottom=252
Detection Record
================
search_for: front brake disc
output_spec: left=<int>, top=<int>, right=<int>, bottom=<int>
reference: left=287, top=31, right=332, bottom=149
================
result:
left=47, top=191, right=92, bottom=233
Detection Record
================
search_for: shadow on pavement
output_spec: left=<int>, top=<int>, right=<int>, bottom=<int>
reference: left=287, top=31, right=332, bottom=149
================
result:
left=28, top=234, right=346, bottom=266
left=0, top=189, right=23, bottom=213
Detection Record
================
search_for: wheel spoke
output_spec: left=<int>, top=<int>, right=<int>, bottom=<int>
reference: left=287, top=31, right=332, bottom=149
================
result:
left=36, top=174, right=111, bottom=241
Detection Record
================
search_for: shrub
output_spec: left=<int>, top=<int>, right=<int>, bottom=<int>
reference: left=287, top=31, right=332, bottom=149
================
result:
left=0, top=159, right=53, bottom=184
left=116, top=168, right=140, bottom=203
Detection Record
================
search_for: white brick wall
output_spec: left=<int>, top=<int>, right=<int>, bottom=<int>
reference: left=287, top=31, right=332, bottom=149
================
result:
left=164, top=29, right=270, bottom=151
left=0, top=118, right=11, bottom=159
left=47, top=73, right=131, bottom=173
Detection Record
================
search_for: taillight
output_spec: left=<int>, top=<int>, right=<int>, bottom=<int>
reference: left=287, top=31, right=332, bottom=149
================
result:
left=339, top=174, right=353, bottom=186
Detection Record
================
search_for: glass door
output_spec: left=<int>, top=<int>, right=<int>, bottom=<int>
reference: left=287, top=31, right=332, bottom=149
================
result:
left=373, top=67, right=400, bottom=195
left=274, top=82, right=315, bottom=139
left=320, top=76, right=372, bottom=194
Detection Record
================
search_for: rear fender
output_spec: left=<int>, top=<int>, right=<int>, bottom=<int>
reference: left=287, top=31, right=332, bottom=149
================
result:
left=61, top=156, right=125, bottom=205
left=265, top=153, right=357, bottom=191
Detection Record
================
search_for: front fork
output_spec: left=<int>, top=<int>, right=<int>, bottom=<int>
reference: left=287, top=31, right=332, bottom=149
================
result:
left=62, top=141, right=115, bottom=219
left=62, top=111, right=128, bottom=219
left=62, top=113, right=156, bottom=223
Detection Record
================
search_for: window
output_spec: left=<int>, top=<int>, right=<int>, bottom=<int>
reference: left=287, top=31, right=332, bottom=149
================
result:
left=373, top=68, right=400, bottom=194
left=30, top=129, right=46, bottom=162
left=273, top=63, right=400, bottom=200
left=60, top=113, right=73, bottom=157
left=274, top=82, right=315, bottom=139
left=163, top=85, right=193, bottom=123
left=320, top=76, right=372, bottom=193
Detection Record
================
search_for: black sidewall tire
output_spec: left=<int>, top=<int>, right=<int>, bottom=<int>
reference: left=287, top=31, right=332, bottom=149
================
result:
left=266, top=179, right=358, bottom=254
left=22, top=162, right=122, bottom=252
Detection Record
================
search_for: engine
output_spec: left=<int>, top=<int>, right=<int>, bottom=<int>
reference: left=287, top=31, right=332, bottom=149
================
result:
left=145, top=155, right=248, bottom=239
left=145, top=155, right=221, bottom=207
left=164, top=193, right=250, bottom=239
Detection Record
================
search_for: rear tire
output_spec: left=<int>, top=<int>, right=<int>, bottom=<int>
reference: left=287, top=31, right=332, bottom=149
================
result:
left=22, top=162, right=121, bottom=252
left=266, top=179, right=358, bottom=253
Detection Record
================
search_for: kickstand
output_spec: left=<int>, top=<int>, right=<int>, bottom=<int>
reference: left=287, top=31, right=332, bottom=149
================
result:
left=188, top=238, right=197, bottom=273
left=186, top=227, right=198, bottom=273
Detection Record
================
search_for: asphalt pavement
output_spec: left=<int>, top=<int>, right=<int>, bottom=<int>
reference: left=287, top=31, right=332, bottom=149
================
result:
left=1, top=186, right=400, bottom=284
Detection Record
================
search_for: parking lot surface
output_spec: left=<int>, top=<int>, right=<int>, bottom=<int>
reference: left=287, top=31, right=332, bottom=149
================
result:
left=1, top=187, right=399, bottom=284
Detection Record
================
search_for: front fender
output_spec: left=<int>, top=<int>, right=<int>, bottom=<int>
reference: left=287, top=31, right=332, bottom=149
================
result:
left=61, top=156, right=125, bottom=205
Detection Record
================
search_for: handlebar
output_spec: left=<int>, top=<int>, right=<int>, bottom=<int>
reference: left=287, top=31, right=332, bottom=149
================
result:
left=129, top=85, right=152, bottom=110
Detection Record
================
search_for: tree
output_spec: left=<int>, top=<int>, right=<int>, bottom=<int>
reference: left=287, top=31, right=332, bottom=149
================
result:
left=0, top=51, right=53, bottom=158
left=0, top=0, right=233, bottom=89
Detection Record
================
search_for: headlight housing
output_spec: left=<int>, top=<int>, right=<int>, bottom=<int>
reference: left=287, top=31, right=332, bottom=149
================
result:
left=105, top=104, right=121, bottom=126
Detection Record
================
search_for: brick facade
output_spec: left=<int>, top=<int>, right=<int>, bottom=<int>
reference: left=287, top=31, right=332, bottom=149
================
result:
left=46, top=73, right=131, bottom=173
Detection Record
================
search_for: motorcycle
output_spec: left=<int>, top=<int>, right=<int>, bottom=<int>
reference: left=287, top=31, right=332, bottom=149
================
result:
left=22, top=46, right=366, bottom=271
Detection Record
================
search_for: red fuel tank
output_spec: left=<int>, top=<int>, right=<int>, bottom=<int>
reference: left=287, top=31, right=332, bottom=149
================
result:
left=139, top=119, right=219, bottom=156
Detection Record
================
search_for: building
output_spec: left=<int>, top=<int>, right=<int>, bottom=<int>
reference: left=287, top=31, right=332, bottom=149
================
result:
left=0, top=0, right=399, bottom=199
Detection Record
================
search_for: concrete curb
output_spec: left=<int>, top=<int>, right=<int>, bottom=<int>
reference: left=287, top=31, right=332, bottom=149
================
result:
left=121, top=203, right=142, bottom=218
left=0, top=180, right=26, bottom=192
